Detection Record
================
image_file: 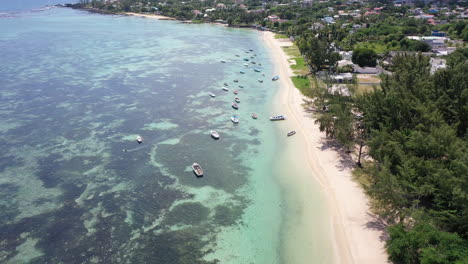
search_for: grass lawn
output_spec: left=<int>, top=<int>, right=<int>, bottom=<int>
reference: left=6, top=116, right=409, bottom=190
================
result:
left=274, top=34, right=289, bottom=39
left=356, top=74, right=381, bottom=83
left=290, top=57, right=309, bottom=75
left=282, top=44, right=301, bottom=57
left=355, top=42, right=388, bottom=54
left=291, top=76, right=315, bottom=97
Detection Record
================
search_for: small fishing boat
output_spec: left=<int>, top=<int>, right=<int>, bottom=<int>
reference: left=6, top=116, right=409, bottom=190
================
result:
left=209, top=93, right=216, bottom=98
left=234, top=79, right=239, bottom=83
left=136, top=136, right=143, bottom=143
left=233, top=90, right=239, bottom=94
left=287, top=130, right=296, bottom=137
left=243, top=58, right=249, bottom=61
left=254, top=68, right=261, bottom=72
left=210, top=130, right=220, bottom=139
left=252, top=113, right=258, bottom=119
left=272, top=75, right=280, bottom=81
left=231, top=115, right=239, bottom=123
left=238, top=85, right=244, bottom=88
left=249, top=49, right=253, bottom=51
left=258, top=79, right=263, bottom=83
left=222, top=87, right=229, bottom=91
left=232, top=103, right=239, bottom=109
left=251, top=61, right=256, bottom=64
left=224, top=82, right=229, bottom=86
left=192, top=163, right=204, bottom=177
left=244, top=63, right=249, bottom=67
left=240, top=70, right=245, bottom=74
left=235, top=54, right=240, bottom=57
left=270, top=115, right=286, bottom=121
left=234, top=97, right=240, bottom=103
left=220, top=60, right=226, bottom=63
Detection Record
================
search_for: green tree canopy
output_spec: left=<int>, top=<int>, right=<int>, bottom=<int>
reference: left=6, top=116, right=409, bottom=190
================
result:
left=352, top=47, right=377, bottom=67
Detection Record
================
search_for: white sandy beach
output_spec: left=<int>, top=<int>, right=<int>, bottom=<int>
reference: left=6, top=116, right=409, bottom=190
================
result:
left=126, top=12, right=176, bottom=20
left=263, top=31, right=388, bottom=264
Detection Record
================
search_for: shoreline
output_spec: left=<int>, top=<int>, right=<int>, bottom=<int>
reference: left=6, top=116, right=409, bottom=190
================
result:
left=263, top=31, right=389, bottom=263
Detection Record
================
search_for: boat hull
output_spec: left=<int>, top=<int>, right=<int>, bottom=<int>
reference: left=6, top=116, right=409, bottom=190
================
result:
left=192, top=163, right=204, bottom=177
left=270, top=115, right=286, bottom=121
left=210, top=130, right=220, bottom=139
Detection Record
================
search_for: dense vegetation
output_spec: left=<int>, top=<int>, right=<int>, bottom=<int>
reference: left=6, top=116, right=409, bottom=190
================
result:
left=314, top=53, right=468, bottom=264
left=352, top=47, right=377, bottom=67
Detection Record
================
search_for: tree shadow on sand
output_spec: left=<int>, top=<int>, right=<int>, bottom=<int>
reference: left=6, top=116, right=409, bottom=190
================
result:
left=318, top=137, right=356, bottom=171
left=364, top=213, right=390, bottom=242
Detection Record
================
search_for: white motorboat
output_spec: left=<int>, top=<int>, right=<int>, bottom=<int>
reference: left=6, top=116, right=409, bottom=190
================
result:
left=270, top=115, right=286, bottom=121
left=231, top=115, right=239, bottom=123
left=232, top=103, right=239, bottom=109
left=287, top=130, right=296, bottom=136
left=209, top=93, right=216, bottom=98
left=192, top=163, right=204, bottom=177
left=222, top=87, right=229, bottom=91
left=137, top=136, right=143, bottom=143
left=210, top=130, right=220, bottom=139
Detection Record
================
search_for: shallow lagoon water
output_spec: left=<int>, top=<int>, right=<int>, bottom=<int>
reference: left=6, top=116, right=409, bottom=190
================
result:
left=0, top=6, right=331, bottom=264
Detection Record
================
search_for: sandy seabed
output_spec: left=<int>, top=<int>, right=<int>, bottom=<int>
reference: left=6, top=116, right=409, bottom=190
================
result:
left=262, top=31, right=389, bottom=264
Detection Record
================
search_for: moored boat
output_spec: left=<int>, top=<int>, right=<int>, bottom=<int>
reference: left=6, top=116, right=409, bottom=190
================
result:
left=235, top=54, right=240, bottom=57
left=220, top=60, right=226, bottom=63
left=258, top=79, right=263, bottom=83
left=252, top=113, right=258, bottom=119
left=222, top=87, right=229, bottom=91
left=272, top=75, right=279, bottom=81
left=243, top=58, right=249, bottom=61
left=232, top=102, right=239, bottom=109
left=270, top=115, right=286, bottom=121
left=287, top=130, right=296, bottom=136
left=231, top=115, right=239, bottom=123
left=249, top=49, right=253, bottom=51
left=233, top=90, right=239, bottom=94
left=210, top=130, right=220, bottom=139
left=254, top=68, right=261, bottom=72
left=209, top=92, right=216, bottom=98
left=192, top=163, right=204, bottom=177
left=234, top=97, right=240, bottom=103
left=240, top=70, right=245, bottom=74
left=234, top=79, right=239, bottom=82
left=244, top=63, right=249, bottom=66
left=238, top=85, right=244, bottom=88
left=137, top=136, right=143, bottom=143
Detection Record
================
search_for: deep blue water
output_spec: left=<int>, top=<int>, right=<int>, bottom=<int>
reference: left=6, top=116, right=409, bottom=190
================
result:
left=0, top=0, right=73, bottom=11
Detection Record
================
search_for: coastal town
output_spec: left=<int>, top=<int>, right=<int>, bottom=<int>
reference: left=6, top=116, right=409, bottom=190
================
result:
left=65, top=0, right=468, bottom=264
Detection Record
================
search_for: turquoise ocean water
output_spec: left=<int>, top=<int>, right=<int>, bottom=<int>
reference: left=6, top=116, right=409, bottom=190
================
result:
left=0, top=4, right=331, bottom=264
